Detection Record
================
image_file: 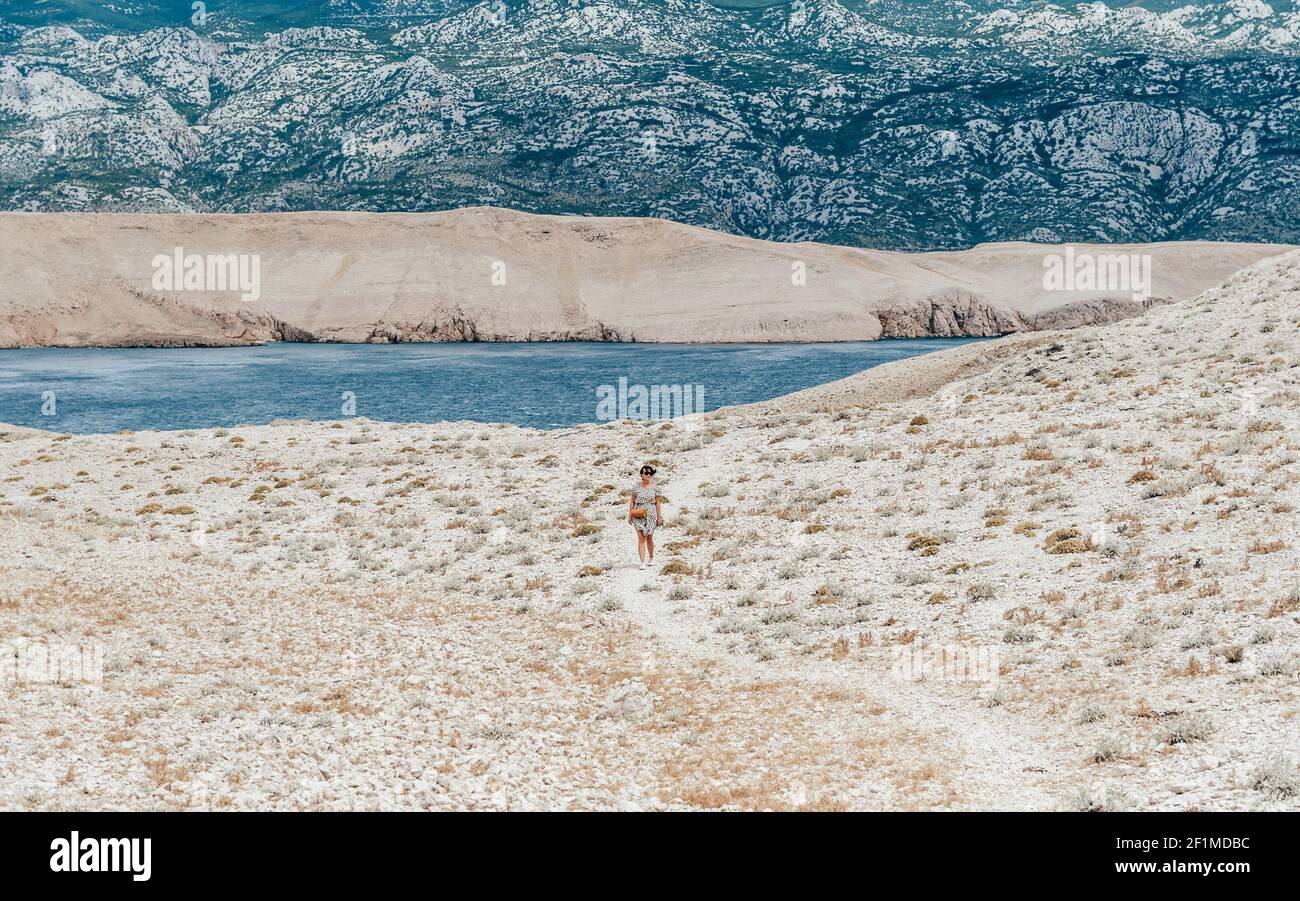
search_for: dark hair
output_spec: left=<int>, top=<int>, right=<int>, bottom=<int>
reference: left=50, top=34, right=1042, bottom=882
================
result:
left=639, top=465, right=656, bottom=476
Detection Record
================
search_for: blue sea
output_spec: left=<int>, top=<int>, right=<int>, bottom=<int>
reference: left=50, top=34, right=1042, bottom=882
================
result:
left=0, top=339, right=986, bottom=434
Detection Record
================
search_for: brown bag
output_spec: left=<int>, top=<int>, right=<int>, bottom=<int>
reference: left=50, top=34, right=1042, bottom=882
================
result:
left=630, top=507, right=647, bottom=519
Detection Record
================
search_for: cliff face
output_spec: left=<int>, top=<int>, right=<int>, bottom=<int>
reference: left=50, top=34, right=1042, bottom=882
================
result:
left=0, top=208, right=1289, bottom=347
left=874, top=291, right=1028, bottom=338
left=873, top=292, right=1176, bottom=339
left=337, top=318, right=634, bottom=345
left=1024, top=296, right=1172, bottom=331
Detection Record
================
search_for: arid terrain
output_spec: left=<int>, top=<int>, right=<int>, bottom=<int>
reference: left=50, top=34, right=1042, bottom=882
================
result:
left=1, top=248, right=1298, bottom=810
left=0, top=208, right=1288, bottom=347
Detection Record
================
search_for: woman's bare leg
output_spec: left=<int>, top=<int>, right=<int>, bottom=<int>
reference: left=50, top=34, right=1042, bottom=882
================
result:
left=637, top=531, right=647, bottom=564
left=645, top=534, right=655, bottom=564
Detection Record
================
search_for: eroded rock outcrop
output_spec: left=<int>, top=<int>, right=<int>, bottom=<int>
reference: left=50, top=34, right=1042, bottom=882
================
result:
left=1026, top=296, right=1172, bottom=331
left=875, top=291, right=1028, bottom=338
left=871, top=292, right=1177, bottom=339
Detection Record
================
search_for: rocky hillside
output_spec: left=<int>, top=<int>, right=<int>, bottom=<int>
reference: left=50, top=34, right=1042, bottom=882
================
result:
left=0, top=208, right=1286, bottom=346
left=1, top=0, right=1298, bottom=249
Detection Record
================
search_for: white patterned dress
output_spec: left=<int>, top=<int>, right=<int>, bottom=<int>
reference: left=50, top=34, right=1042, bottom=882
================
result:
left=631, top=483, right=659, bottom=536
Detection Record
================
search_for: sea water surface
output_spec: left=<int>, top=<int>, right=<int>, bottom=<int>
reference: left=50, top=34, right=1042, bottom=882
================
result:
left=0, top=339, right=987, bottom=434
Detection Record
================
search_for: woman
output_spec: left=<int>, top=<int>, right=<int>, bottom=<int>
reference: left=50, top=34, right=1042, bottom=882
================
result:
left=628, top=464, right=664, bottom=570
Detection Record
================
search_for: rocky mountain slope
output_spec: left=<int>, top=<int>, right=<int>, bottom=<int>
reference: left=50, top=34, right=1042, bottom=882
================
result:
left=1, top=245, right=1296, bottom=810
left=1, top=1, right=1298, bottom=249
left=0, top=207, right=1286, bottom=346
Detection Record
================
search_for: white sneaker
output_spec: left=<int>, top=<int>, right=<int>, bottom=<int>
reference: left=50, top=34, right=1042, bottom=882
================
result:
left=639, top=561, right=646, bottom=570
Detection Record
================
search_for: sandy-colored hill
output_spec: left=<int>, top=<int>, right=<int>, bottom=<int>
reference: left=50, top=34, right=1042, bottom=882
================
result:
left=0, top=208, right=1288, bottom=347
left=1, top=248, right=1297, bottom=810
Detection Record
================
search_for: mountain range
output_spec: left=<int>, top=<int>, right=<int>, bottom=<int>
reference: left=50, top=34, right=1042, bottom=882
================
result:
left=2, top=1, right=1298, bottom=249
